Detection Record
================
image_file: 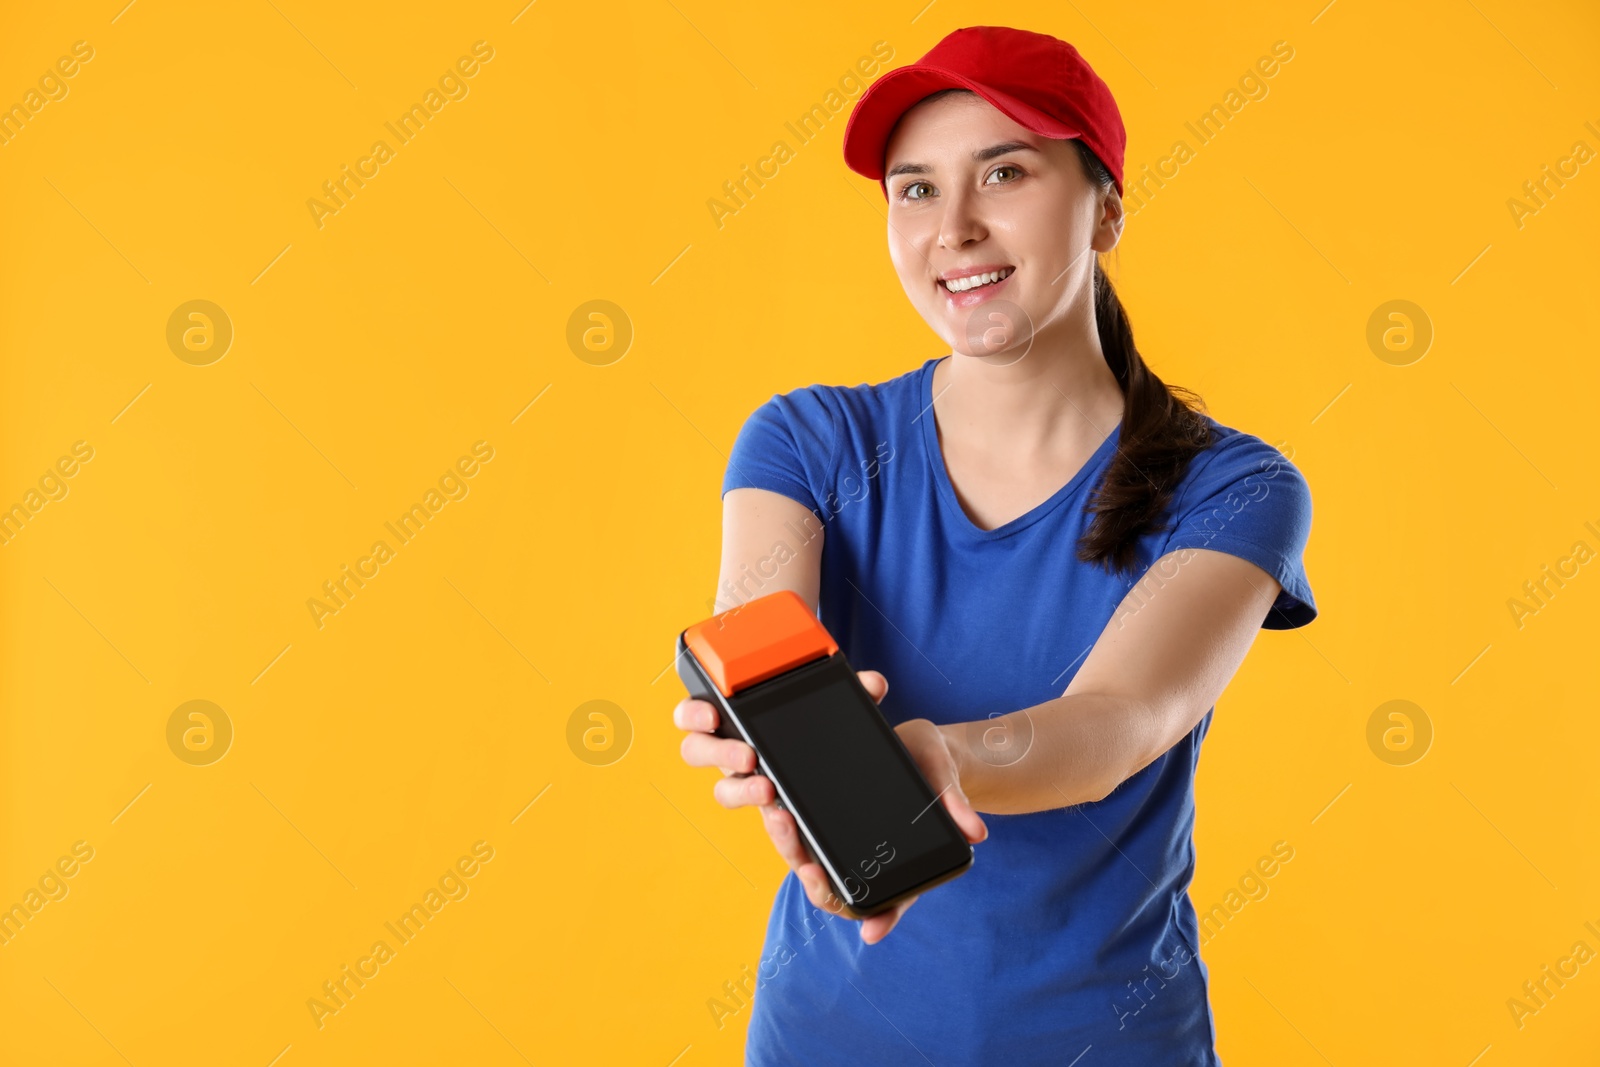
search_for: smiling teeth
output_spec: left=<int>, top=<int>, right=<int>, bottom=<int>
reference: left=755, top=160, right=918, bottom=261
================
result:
left=943, top=268, right=1013, bottom=292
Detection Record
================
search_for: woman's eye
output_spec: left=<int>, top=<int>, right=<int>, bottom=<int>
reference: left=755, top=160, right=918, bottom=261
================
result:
left=898, top=168, right=1018, bottom=200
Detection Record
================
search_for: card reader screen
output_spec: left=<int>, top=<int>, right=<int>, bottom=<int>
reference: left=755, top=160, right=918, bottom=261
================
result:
left=735, top=665, right=959, bottom=904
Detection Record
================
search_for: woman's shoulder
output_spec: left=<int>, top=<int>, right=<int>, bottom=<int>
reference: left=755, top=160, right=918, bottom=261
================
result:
left=751, top=358, right=933, bottom=428
left=1154, top=415, right=1317, bottom=627
left=806, top=358, right=930, bottom=400
left=1179, top=416, right=1306, bottom=493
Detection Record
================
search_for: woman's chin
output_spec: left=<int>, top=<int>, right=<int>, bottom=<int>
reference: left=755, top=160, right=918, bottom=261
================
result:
left=949, top=344, right=1033, bottom=365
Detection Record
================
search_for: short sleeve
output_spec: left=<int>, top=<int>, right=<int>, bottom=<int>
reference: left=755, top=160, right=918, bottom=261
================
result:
left=1159, top=432, right=1317, bottom=630
left=720, top=388, right=839, bottom=521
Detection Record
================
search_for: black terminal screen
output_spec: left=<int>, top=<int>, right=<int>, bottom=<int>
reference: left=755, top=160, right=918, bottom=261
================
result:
left=733, top=659, right=965, bottom=906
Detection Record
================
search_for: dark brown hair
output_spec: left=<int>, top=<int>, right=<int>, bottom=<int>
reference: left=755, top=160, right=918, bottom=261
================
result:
left=1068, top=139, right=1213, bottom=574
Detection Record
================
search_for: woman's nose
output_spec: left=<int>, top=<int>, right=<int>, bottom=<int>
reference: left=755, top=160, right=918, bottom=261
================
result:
left=938, top=188, right=986, bottom=249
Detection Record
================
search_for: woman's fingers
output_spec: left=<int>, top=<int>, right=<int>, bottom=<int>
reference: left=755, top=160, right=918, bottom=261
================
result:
left=759, top=804, right=813, bottom=872
left=673, top=697, right=718, bottom=733
left=679, top=730, right=755, bottom=774
left=713, top=772, right=774, bottom=809
left=762, top=806, right=851, bottom=916
left=674, top=699, right=747, bottom=777
left=793, top=860, right=837, bottom=913
left=941, top=779, right=989, bottom=844
left=857, top=669, right=888, bottom=703
left=894, top=718, right=990, bottom=847
left=761, top=806, right=867, bottom=917
left=861, top=895, right=918, bottom=944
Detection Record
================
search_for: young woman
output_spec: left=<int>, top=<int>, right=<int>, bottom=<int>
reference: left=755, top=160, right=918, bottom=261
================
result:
left=674, top=26, right=1316, bottom=1065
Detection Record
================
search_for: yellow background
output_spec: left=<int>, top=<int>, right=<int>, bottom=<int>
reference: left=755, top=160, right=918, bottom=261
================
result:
left=3, top=0, right=1598, bottom=1063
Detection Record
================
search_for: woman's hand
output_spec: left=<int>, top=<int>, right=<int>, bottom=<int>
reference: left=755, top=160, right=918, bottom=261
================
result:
left=880, top=714, right=988, bottom=940
left=674, top=670, right=987, bottom=945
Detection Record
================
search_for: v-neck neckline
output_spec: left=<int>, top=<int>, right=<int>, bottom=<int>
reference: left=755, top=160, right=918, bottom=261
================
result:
left=917, top=356, right=1122, bottom=542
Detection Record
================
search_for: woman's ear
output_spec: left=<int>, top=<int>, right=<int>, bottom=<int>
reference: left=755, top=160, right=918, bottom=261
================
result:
left=1093, top=187, right=1126, bottom=253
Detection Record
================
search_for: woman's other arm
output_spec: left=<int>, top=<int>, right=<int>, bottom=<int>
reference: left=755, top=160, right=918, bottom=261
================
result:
left=932, top=547, right=1284, bottom=815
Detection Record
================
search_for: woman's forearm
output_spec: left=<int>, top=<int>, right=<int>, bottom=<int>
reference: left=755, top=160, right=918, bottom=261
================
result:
left=922, top=553, right=1277, bottom=816
left=938, top=692, right=1188, bottom=815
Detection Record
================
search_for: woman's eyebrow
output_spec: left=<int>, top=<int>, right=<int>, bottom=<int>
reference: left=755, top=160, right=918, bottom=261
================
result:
left=886, top=141, right=1040, bottom=179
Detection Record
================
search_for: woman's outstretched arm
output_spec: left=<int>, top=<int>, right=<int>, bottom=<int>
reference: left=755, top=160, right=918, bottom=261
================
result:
left=930, top=547, right=1284, bottom=815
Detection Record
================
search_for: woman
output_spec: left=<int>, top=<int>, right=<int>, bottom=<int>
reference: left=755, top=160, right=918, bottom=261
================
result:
left=674, top=26, right=1316, bottom=1065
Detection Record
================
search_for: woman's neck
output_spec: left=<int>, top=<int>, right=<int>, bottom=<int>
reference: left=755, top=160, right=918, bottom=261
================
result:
left=933, top=323, right=1126, bottom=456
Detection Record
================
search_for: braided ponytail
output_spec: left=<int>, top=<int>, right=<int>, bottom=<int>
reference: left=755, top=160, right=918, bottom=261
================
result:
left=1072, top=141, right=1213, bottom=574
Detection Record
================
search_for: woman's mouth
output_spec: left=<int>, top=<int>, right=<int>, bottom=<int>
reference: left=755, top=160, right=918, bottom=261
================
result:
left=939, top=266, right=1015, bottom=307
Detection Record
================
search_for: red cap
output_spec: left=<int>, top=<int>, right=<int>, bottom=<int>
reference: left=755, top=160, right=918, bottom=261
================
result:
left=842, top=26, right=1125, bottom=198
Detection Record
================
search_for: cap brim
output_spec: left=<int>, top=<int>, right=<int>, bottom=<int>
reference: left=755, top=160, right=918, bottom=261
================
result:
left=842, top=65, right=1085, bottom=182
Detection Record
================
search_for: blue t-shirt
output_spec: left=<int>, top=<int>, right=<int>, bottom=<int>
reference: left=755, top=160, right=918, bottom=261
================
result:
left=719, top=355, right=1316, bottom=1066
